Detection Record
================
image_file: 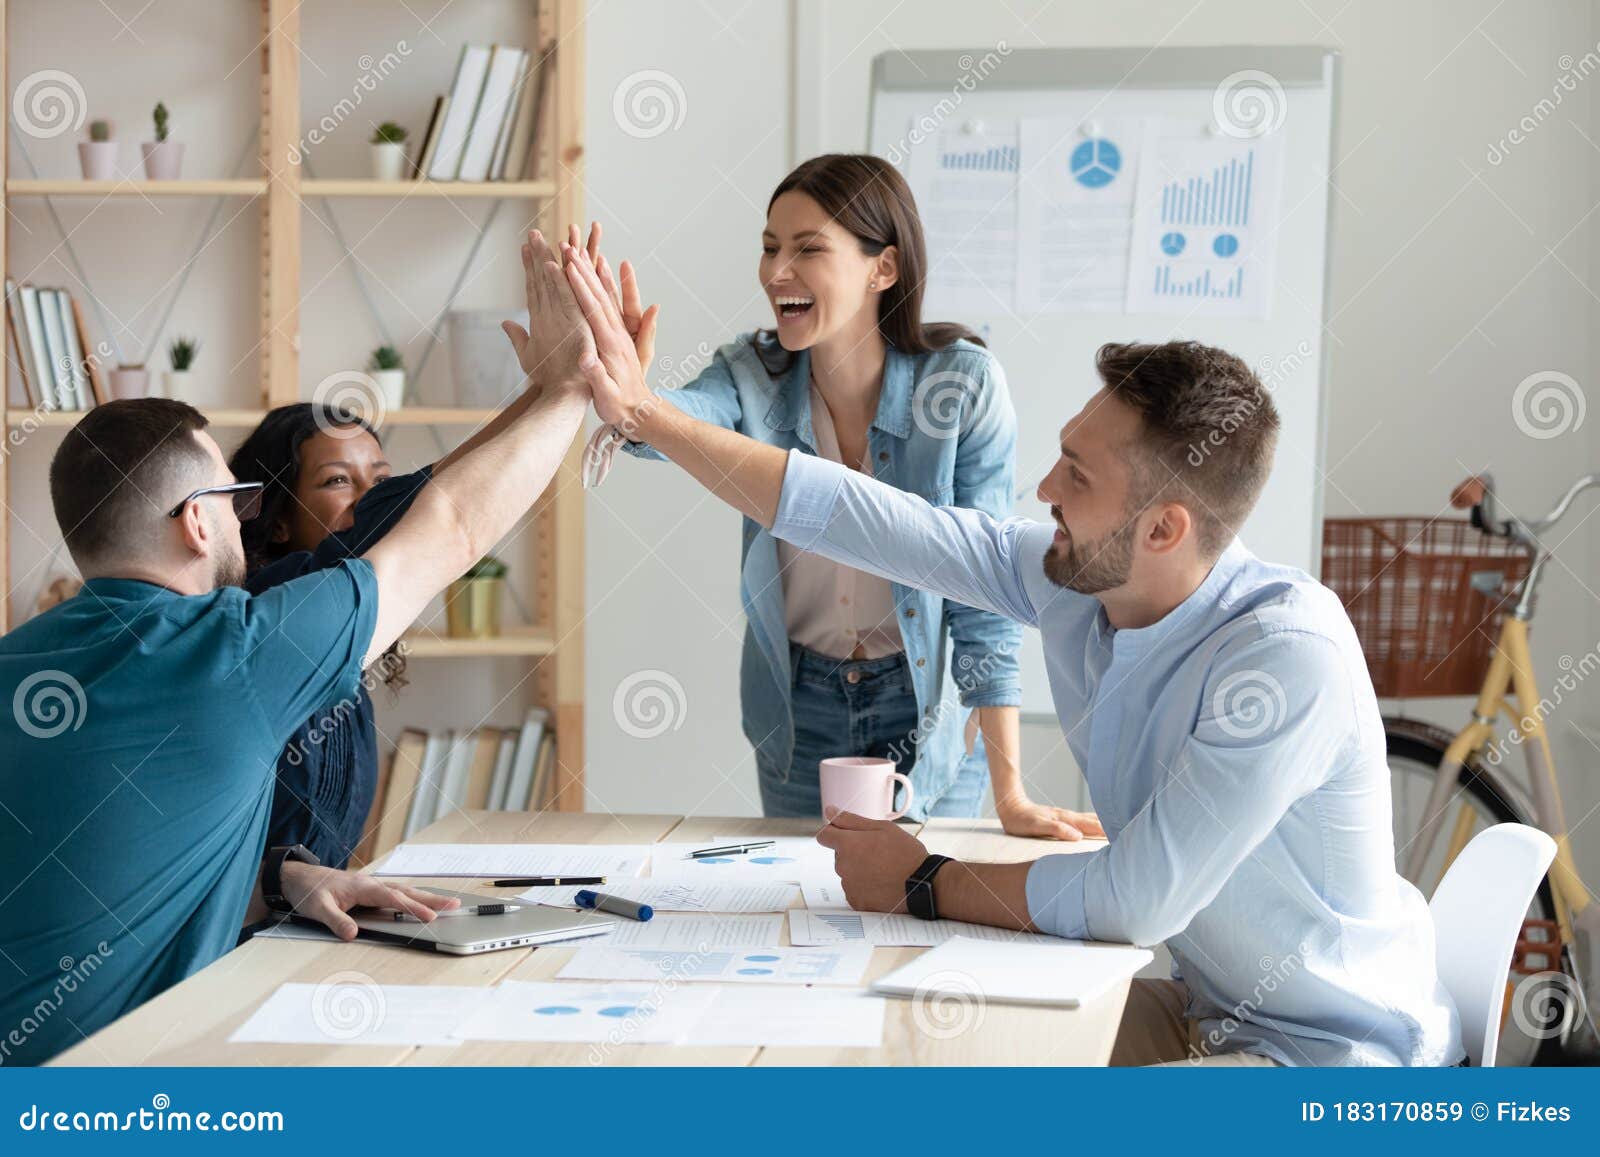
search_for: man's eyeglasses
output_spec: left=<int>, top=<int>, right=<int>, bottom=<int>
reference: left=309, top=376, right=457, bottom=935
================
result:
left=167, top=482, right=265, bottom=521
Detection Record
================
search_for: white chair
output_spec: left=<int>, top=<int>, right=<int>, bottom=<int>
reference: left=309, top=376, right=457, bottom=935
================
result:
left=1429, top=822, right=1556, bottom=1066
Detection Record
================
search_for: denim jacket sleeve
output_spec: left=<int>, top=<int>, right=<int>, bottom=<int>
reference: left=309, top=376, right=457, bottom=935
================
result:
left=620, top=344, right=745, bottom=462
left=943, top=352, right=1023, bottom=709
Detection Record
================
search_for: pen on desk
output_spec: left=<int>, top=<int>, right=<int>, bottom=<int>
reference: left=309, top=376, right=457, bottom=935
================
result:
left=574, top=890, right=652, bottom=922
left=392, top=903, right=518, bottom=922
left=489, top=875, right=607, bottom=888
left=687, top=841, right=775, bottom=859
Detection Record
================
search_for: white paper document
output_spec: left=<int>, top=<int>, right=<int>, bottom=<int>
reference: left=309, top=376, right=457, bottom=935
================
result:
left=596, top=913, right=786, bottom=949
left=454, top=981, right=716, bottom=1044
left=905, top=124, right=1021, bottom=315
left=557, top=943, right=874, bottom=986
left=229, top=983, right=491, bottom=1047
left=677, top=986, right=886, bottom=1048
left=372, top=843, right=649, bottom=878
left=1016, top=118, right=1142, bottom=313
left=788, top=909, right=1065, bottom=948
left=800, top=875, right=852, bottom=910
left=519, top=878, right=798, bottom=913
left=1125, top=117, right=1285, bottom=318
left=649, top=838, right=835, bottom=884
left=873, top=936, right=1151, bottom=1008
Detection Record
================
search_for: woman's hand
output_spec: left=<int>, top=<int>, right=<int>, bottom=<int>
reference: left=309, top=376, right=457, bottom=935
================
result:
left=501, top=229, right=590, bottom=391
left=563, top=242, right=659, bottom=432
left=995, top=792, right=1105, bottom=842
left=567, top=222, right=660, bottom=374
left=280, top=861, right=459, bottom=940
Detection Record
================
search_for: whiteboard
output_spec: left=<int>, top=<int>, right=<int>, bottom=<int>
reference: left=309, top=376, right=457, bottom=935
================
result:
left=868, top=47, right=1339, bottom=717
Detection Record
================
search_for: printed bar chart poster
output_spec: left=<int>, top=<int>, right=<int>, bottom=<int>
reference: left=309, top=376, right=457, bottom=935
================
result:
left=1125, top=119, right=1286, bottom=318
left=906, top=125, right=1021, bottom=315
left=1016, top=118, right=1142, bottom=313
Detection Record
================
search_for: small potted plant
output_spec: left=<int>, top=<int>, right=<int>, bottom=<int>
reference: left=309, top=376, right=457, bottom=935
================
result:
left=369, top=122, right=409, bottom=181
left=142, top=102, right=182, bottom=180
left=165, top=336, right=199, bottom=399
left=108, top=364, right=149, bottom=399
left=368, top=344, right=405, bottom=411
left=79, top=119, right=117, bottom=181
left=447, top=555, right=507, bottom=639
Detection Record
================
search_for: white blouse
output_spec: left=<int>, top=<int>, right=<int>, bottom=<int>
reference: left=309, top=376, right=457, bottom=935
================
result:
left=777, top=385, right=906, bottom=661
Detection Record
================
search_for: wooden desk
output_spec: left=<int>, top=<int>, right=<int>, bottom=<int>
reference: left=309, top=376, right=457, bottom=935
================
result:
left=50, top=814, right=1127, bottom=1067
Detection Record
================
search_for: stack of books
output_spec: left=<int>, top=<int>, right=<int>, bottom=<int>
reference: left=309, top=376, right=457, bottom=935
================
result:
left=357, top=707, right=559, bottom=863
left=5, top=279, right=105, bottom=411
left=411, top=41, right=555, bottom=183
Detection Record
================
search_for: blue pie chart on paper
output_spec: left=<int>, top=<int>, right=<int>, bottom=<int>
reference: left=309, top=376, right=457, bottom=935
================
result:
left=737, top=968, right=775, bottom=976
left=745, top=954, right=781, bottom=962
left=535, top=1005, right=580, bottom=1016
left=1213, top=233, right=1240, bottom=257
left=696, top=857, right=733, bottom=865
left=1070, top=138, right=1121, bottom=189
left=748, top=856, right=795, bottom=865
left=1160, top=232, right=1186, bottom=256
left=597, top=1005, right=638, bottom=1018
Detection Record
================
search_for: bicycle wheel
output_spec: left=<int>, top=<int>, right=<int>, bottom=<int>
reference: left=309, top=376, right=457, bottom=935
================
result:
left=1386, top=719, right=1572, bottom=1065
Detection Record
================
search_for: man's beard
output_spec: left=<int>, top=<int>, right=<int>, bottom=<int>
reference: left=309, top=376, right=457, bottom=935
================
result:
left=1042, top=510, right=1137, bottom=595
left=213, top=535, right=247, bottom=589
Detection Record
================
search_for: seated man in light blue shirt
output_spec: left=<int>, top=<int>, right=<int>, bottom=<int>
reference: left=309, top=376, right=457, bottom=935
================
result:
left=561, top=248, right=1463, bottom=1066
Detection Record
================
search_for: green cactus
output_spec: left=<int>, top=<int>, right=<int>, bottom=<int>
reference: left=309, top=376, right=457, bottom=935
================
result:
left=368, top=345, right=403, bottom=371
left=152, top=102, right=169, bottom=142
left=88, top=119, right=112, bottom=143
left=370, top=122, right=408, bottom=145
left=168, top=336, right=199, bottom=372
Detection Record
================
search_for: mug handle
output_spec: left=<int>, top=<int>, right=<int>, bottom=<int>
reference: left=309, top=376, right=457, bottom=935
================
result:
left=886, top=772, right=915, bottom=821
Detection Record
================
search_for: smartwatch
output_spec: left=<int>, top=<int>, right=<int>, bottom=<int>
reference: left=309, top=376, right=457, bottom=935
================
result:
left=905, top=854, right=954, bottom=920
left=261, top=845, right=320, bottom=913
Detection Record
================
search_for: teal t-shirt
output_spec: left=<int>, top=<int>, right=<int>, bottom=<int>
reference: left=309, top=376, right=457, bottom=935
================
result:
left=0, top=560, right=379, bottom=1065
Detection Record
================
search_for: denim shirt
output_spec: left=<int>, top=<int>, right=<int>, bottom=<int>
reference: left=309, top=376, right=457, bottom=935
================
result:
left=625, top=333, right=1022, bottom=812
left=771, top=449, right=1465, bottom=1066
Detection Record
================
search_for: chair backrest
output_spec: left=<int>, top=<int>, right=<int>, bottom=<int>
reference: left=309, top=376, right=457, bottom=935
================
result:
left=1428, top=823, right=1556, bottom=1066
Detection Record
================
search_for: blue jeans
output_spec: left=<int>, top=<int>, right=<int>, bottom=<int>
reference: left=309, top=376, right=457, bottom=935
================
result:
left=758, top=644, right=987, bottom=820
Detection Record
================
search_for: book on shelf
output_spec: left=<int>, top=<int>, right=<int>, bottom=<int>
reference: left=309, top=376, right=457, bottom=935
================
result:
left=369, top=729, right=427, bottom=860
left=413, top=40, right=551, bottom=183
left=6, top=281, right=104, bottom=412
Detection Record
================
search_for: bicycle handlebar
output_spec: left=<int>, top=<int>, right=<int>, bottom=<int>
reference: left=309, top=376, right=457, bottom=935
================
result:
left=1451, top=471, right=1600, bottom=546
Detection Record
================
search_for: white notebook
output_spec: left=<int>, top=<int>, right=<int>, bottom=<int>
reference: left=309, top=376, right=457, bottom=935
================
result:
left=871, top=936, right=1152, bottom=1008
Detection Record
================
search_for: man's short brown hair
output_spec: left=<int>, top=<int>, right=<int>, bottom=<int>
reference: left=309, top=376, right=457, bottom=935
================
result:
left=1095, top=340, right=1279, bottom=557
left=49, top=398, right=211, bottom=566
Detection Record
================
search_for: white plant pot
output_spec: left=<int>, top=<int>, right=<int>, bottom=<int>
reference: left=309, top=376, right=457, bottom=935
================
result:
left=108, top=368, right=150, bottom=400
left=372, top=369, right=405, bottom=411
left=78, top=141, right=118, bottom=181
left=163, top=369, right=193, bottom=400
left=370, top=142, right=406, bottom=182
left=141, top=140, right=183, bottom=180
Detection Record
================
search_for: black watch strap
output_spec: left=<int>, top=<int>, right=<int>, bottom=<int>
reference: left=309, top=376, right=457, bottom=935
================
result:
left=905, top=854, right=953, bottom=920
left=262, top=845, right=320, bottom=913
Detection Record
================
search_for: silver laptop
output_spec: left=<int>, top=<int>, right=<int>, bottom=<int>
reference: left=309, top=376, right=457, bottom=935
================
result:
left=323, top=889, right=617, bottom=955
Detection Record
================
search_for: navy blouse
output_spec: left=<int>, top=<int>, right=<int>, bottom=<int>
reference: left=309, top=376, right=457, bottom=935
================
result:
left=246, top=465, right=433, bottom=867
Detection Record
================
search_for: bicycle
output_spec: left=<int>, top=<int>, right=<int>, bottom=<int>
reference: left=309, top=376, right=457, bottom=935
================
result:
left=1322, top=473, right=1600, bottom=1065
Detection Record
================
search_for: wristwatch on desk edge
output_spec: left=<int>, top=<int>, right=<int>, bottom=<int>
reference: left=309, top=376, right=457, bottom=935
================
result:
left=905, top=853, right=954, bottom=920
left=261, top=845, right=320, bottom=913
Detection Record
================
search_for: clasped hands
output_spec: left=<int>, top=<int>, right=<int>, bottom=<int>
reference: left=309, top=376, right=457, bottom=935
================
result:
left=502, top=223, right=660, bottom=436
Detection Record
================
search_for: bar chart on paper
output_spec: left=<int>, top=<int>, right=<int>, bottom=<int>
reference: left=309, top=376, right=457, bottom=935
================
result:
left=1126, top=123, right=1285, bottom=318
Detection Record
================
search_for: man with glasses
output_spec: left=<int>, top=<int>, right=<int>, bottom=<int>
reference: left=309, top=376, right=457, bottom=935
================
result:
left=0, top=230, right=592, bottom=1065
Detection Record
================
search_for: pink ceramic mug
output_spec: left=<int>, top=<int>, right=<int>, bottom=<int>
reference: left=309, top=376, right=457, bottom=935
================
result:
left=819, top=756, right=914, bottom=821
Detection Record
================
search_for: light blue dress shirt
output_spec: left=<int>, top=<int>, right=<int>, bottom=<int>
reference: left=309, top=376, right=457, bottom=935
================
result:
left=772, top=449, right=1464, bottom=1067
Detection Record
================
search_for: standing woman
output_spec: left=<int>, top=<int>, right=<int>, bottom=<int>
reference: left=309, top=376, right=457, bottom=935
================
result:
left=595, top=155, right=1099, bottom=838
left=228, top=405, right=428, bottom=867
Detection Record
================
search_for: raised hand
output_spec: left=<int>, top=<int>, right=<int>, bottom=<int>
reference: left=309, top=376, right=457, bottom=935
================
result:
left=562, top=242, right=657, bottom=431
left=566, top=222, right=660, bottom=374
left=501, top=229, right=592, bottom=392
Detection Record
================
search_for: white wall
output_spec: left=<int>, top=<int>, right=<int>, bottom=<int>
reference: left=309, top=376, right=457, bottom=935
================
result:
left=583, top=0, right=1600, bottom=881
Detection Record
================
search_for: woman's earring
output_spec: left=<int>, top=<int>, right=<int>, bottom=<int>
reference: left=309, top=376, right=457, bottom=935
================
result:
left=869, top=280, right=878, bottom=290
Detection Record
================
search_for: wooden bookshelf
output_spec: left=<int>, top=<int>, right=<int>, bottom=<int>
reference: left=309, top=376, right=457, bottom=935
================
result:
left=0, top=0, right=589, bottom=811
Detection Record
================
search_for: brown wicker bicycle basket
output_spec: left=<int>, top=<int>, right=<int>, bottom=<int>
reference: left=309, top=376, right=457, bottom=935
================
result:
left=1321, top=518, right=1531, bottom=698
